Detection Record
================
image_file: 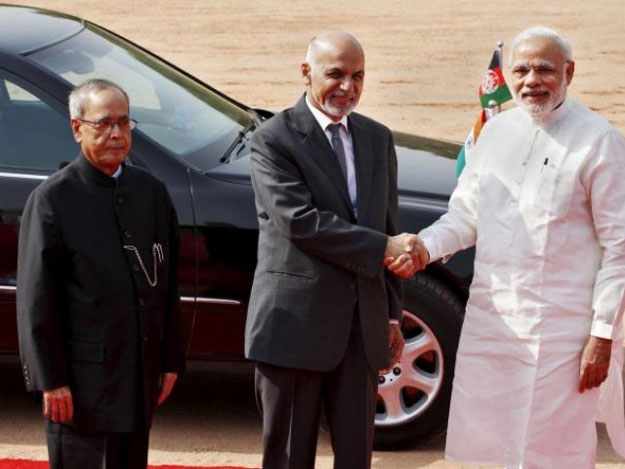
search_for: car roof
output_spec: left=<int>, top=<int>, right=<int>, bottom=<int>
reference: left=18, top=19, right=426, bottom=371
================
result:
left=0, top=4, right=84, bottom=55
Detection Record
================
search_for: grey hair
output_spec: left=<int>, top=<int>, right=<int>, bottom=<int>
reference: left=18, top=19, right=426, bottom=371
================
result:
left=509, top=26, right=572, bottom=65
left=68, top=79, right=129, bottom=119
left=305, top=35, right=326, bottom=66
left=305, top=36, right=316, bottom=64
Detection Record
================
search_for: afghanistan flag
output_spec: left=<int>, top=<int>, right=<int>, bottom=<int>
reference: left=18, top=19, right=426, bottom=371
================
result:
left=456, top=48, right=513, bottom=178
left=479, top=50, right=512, bottom=108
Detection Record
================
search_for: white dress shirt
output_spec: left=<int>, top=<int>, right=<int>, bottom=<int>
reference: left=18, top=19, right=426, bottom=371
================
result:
left=305, top=95, right=358, bottom=218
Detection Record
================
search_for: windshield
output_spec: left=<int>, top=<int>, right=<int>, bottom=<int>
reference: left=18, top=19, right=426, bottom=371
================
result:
left=29, top=24, right=254, bottom=171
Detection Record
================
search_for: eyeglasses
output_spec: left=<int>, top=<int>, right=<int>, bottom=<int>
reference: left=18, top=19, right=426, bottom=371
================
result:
left=77, top=116, right=138, bottom=133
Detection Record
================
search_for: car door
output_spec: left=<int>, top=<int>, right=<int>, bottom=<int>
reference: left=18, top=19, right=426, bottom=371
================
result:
left=0, top=72, right=79, bottom=351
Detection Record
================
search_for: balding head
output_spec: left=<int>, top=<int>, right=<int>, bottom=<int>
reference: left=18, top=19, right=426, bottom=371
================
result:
left=301, top=31, right=365, bottom=121
left=305, top=31, right=364, bottom=67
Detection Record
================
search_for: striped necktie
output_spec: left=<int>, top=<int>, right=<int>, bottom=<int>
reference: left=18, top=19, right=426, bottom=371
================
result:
left=327, top=123, right=348, bottom=183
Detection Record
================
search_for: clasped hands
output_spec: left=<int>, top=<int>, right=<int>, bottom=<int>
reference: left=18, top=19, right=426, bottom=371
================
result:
left=384, top=233, right=429, bottom=278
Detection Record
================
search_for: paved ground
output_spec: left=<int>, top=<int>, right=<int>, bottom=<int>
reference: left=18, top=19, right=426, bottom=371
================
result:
left=1, top=359, right=624, bottom=468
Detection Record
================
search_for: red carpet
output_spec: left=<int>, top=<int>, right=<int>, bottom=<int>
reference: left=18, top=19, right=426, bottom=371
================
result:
left=0, top=461, right=253, bottom=469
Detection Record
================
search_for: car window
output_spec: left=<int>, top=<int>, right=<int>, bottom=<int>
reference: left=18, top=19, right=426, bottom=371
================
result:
left=5, top=81, right=38, bottom=102
left=0, top=76, right=78, bottom=172
left=29, top=25, right=255, bottom=171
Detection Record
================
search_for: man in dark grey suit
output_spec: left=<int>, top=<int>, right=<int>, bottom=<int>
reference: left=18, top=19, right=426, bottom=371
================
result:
left=246, top=31, right=426, bottom=468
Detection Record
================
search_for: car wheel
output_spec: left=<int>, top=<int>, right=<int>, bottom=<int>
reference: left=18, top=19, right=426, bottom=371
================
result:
left=373, top=273, right=465, bottom=449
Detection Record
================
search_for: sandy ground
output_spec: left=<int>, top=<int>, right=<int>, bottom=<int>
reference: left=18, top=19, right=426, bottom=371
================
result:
left=5, top=0, right=625, bottom=143
left=2, top=1, right=625, bottom=467
left=1, top=359, right=625, bottom=469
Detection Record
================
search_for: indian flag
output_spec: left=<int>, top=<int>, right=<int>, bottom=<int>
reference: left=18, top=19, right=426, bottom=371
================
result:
left=455, top=110, right=487, bottom=178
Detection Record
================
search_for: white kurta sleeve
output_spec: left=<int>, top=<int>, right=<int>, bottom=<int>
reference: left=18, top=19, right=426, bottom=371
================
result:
left=586, top=130, right=625, bottom=339
left=418, top=143, right=481, bottom=262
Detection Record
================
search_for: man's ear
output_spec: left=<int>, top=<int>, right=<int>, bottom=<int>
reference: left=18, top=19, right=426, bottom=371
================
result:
left=565, top=60, right=575, bottom=86
left=70, top=119, right=82, bottom=143
left=301, top=62, right=312, bottom=86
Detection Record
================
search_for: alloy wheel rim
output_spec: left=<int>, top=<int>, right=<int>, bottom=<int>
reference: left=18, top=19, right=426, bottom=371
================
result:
left=375, top=309, right=444, bottom=427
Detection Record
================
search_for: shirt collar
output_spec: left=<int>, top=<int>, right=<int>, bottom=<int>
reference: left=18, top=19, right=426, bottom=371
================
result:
left=75, top=154, right=124, bottom=188
left=111, top=165, right=123, bottom=179
left=305, top=93, right=349, bottom=134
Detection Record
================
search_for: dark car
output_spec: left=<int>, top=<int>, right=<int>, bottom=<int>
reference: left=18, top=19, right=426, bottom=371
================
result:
left=0, top=4, right=473, bottom=448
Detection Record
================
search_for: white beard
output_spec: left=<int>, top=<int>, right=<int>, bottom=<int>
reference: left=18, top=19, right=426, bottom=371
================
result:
left=322, top=90, right=357, bottom=118
left=514, top=72, right=568, bottom=122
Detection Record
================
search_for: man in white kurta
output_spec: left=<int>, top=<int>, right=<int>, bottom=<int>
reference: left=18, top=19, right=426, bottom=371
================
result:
left=417, top=27, right=625, bottom=468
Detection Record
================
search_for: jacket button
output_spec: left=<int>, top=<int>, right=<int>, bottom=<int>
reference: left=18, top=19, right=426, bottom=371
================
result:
left=133, top=264, right=140, bottom=271
left=143, top=334, right=149, bottom=342
left=124, top=230, right=132, bottom=238
left=117, top=196, right=125, bottom=204
left=138, top=298, right=145, bottom=306
left=349, top=283, right=356, bottom=291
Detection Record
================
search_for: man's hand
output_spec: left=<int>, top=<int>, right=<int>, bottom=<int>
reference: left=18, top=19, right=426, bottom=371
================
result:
left=157, top=372, right=178, bottom=405
left=381, top=323, right=405, bottom=374
left=383, top=233, right=429, bottom=278
left=579, top=335, right=612, bottom=393
left=43, top=385, right=73, bottom=423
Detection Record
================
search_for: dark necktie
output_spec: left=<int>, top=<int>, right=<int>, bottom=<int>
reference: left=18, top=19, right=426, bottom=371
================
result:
left=327, top=123, right=348, bottom=183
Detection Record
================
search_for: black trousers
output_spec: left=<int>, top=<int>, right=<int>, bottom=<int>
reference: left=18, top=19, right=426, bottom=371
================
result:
left=255, top=315, right=379, bottom=469
left=45, top=420, right=150, bottom=469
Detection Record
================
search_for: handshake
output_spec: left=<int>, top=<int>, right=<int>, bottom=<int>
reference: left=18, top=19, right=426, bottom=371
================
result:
left=383, top=233, right=430, bottom=279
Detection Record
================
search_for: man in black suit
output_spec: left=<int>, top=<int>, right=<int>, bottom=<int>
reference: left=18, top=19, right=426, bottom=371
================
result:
left=246, top=31, right=426, bottom=468
left=17, top=79, right=184, bottom=469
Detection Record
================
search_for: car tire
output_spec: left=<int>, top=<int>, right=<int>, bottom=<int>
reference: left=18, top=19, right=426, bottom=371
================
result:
left=373, top=273, right=465, bottom=450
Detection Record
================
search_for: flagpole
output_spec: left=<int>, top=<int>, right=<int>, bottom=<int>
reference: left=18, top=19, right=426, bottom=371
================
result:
left=495, top=40, right=505, bottom=114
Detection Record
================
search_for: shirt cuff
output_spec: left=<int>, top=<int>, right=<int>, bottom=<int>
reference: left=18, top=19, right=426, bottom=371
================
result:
left=389, top=319, right=399, bottom=325
left=590, top=321, right=614, bottom=339
left=417, top=234, right=450, bottom=265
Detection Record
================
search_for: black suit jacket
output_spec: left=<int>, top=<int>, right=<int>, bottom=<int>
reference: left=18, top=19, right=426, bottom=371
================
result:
left=17, top=155, right=185, bottom=432
left=245, top=95, right=402, bottom=372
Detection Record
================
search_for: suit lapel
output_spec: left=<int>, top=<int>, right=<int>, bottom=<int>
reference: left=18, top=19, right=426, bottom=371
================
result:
left=349, top=115, right=373, bottom=223
left=292, top=95, right=354, bottom=215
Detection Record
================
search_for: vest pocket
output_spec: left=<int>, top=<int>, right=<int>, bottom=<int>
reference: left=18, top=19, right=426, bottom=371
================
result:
left=532, top=164, right=576, bottom=217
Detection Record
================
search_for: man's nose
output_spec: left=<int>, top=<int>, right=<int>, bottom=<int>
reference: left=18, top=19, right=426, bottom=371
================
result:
left=340, top=77, right=354, bottom=92
left=109, top=121, right=124, bottom=137
left=525, top=68, right=542, bottom=85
